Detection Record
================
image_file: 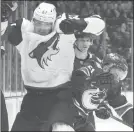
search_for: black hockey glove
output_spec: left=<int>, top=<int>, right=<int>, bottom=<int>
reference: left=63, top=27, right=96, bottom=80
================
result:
left=59, top=18, right=87, bottom=34
left=95, top=103, right=111, bottom=120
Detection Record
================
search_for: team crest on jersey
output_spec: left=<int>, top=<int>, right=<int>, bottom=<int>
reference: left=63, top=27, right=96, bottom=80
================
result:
left=81, top=89, right=106, bottom=110
left=29, top=33, right=60, bottom=69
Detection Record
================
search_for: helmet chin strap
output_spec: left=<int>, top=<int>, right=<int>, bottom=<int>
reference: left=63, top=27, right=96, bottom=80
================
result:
left=74, top=42, right=90, bottom=61
left=74, top=42, right=83, bottom=53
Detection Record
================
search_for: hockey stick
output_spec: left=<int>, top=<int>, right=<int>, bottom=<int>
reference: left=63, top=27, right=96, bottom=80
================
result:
left=110, top=114, right=132, bottom=128
left=103, top=102, right=133, bottom=128
left=91, top=88, right=133, bottom=129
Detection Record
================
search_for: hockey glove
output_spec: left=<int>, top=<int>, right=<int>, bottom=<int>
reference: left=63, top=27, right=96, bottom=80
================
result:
left=59, top=18, right=87, bottom=34
left=95, top=103, right=111, bottom=119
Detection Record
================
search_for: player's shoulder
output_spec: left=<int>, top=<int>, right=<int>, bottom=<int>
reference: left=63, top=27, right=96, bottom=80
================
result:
left=85, top=52, right=102, bottom=69
left=87, top=52, right=102, bottom=64
left=89, top=53, right=102, bottom=62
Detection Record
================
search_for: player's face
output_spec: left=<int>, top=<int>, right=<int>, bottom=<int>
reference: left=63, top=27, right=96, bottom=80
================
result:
left=76, top=37, right=93, bottom=52
left=33, top=18, right=53, bottom=36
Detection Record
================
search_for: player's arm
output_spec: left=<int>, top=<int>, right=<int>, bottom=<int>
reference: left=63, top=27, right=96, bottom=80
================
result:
left=56, top=13, right=105, bottom=35
left=7, top=18, right=23, bottom=46
left=71, top=65, right=95, bottom=89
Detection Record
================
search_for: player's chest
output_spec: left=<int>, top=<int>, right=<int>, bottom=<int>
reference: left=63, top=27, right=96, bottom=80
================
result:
left=22, top=33, right=75, bottom=69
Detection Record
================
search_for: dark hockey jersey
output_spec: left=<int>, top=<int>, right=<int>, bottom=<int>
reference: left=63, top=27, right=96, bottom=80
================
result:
left=72, top=52, right=133, bottom=128
left=72, top=52, right=102, bottom=111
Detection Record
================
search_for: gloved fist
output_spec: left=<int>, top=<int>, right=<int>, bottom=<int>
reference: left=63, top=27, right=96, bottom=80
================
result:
left=95, top=103, right=111, bottom=119
left=59, top=18, right=87, bottom=34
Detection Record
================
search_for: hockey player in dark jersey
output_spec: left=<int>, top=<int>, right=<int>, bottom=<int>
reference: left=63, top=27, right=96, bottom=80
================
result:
left=101, top=53, right=133, bottom=128
left=71, top=31, right=107, bottom=131
left=71, top=49, right=133, bottom=130
left=5, top=2, right=105, bottom=131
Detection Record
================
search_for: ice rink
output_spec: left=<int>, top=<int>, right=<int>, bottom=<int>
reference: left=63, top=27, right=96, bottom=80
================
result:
left=5, top=92, right=133, bottom=131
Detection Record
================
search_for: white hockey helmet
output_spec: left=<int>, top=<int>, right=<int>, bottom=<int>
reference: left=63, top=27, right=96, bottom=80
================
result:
left=33, top=2, right=57, bottom=23
left=83, top=15, right=105, bottom=36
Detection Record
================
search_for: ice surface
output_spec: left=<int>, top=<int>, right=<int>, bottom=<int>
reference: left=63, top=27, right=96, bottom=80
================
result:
left=5, top=92, right=133, bottom=131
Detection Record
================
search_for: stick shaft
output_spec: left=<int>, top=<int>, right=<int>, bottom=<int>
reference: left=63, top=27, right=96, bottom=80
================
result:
left=110, top=114, right=132, bottom=128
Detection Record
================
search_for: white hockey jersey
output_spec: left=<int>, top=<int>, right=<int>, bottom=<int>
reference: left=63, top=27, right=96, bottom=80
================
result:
left=8, top=18, right=76, bottom=88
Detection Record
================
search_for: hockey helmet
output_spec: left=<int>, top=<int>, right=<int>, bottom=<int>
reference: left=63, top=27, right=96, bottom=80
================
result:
left=102, top=53, right=128, bottom=81
left=83, top=15, right=105, bottom=36
left=33, top=2, right=57, bottom=24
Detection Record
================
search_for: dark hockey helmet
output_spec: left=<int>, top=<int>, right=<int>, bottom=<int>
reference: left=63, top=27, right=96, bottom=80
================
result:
left=102, top=53, right=128, bottom=81
left=75, top=32, right=97, bottom=40
left=1, top=1, right=18, bottom=22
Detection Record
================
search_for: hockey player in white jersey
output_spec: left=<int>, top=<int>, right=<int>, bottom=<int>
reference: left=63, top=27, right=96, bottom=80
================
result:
left=6, top=2, right=105, bottom=131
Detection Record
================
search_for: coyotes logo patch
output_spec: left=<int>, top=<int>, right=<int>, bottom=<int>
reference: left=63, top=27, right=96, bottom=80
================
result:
left=29, top=33, right=60, bottom=69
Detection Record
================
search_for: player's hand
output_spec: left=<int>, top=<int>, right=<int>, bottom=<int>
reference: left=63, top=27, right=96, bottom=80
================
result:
left=95, top=103, right=111, bottom=119
left=56, top=13, right=87, bottom=34
left=60, top=18, right=87, bottom=34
